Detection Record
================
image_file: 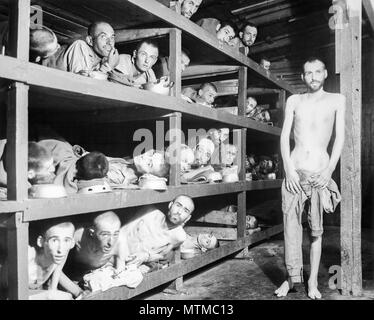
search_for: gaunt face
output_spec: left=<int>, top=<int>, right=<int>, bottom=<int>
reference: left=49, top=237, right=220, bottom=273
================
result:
left=302, top=60, right=327, bottom=92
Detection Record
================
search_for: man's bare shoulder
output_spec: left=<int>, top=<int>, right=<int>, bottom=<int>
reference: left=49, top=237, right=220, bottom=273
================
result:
left=285, top=94, right=300, bottom=110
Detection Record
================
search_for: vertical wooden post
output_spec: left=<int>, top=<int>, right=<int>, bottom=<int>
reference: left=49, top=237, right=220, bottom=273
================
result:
left=236, top=65, right=247, bottom=245
left=337, top=0, right=362, bottom=296
left=276, top=90, right=287, bottom=179
left=169, top=28, right=182, bottom=97
left=6, top=82, right=29, bottom=200
left=166, top=111, right=183, bottom=291
left=6, top=0, right=30, bottom=300
left=168, top=112, right=182, bottom=186
left=6, top=212, right=29, bottom=300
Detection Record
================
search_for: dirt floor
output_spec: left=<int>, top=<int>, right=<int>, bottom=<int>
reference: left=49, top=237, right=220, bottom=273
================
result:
left=139, top=226, right=374, bottom=300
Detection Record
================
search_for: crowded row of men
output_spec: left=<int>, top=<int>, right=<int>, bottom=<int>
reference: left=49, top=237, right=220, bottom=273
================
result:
left=0, top=0, right=260, bottom=299
left=0, top=192, right=219, bottom=299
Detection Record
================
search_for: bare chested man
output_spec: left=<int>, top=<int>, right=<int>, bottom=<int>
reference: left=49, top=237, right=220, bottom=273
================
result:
left=275, top=57, right=345, bottom=299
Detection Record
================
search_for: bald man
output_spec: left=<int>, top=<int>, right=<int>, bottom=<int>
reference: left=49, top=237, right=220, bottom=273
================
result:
left=117, top=195, right=195, bottom=268
left=29, top=26, right=69, bottom=70
left=62, top=21, right=119, bottom=76
left=64, top=211, right=121, bottom=281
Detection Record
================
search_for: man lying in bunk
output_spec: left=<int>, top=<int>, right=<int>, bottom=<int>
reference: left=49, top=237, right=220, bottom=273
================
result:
left=180, top=232, right=219, bottom=259
left=63, top=211, right=143, bottom=293
left=194, top=82, right=218, bottom=107
left=62, top=21, right=119, bottom=78
left=29, top=26, right=70, bottom=70
left=117, top=195, right=195, bottom=272
left=179, top=0, right=203, bottom=19
left=0, top=140, right=56, bottom=198
left=153, top=49, right=191, bottom=79
left=196, top=18, right=236, bottom=46
left=165, top=143, right=195, bottom=173
left=109, top=39, right=158, bottom=87
left=229, top=22, right=258, bottom=54
left=36, top=139, right=110, bottom=195
left=0, top=218, right=76, bottom=300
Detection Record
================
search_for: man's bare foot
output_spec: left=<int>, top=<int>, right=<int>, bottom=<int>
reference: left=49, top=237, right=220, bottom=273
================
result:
left=307, top=281, right=322, bottom=299
left=274, top=279, right=293, bottom=297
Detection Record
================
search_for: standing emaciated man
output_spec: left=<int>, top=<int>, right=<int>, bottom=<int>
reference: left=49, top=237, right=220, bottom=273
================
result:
left=275, top=57, right=345, bottom=299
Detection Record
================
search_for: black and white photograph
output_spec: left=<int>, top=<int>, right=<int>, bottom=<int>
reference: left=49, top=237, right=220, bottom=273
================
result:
left=0, top=0, right=373, bottom=308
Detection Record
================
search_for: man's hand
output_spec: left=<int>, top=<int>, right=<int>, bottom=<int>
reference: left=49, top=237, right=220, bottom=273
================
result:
left=309, top=167, right=332, bottom=189
left=125, top=252, right=149, bottom=267
left=105, top=47, right=119, bottom=69
left=285, top=168, right=302, bottom=194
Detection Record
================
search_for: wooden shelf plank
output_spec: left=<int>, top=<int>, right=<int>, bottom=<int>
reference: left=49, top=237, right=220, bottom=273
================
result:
left=0, top=180, right=283, bottom=217
left=23, top=180, right=284, bottom=221
left=0, top=56, right=283, bottom=136
left=126, top=0, right=296, bottom=94
left=84, top=222, right=284, bottom=300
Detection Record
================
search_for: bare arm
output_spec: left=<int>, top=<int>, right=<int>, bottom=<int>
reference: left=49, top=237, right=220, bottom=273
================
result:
left=280, top=95, right=301, bottom=194
left=280, top=96, right=296, bottom=172
left=58, top=271, right=82, bottom=298
left=328, top=95, right=346, bottom=172
left=313, top=95, right=346, bottom=188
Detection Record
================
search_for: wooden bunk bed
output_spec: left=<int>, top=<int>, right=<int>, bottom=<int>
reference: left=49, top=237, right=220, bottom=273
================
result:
left=0, top=0, right=297, bottom=300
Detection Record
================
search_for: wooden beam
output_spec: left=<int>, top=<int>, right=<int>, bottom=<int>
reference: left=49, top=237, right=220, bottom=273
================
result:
left=6, top=212, right=29, bottom=300
left=168, top=112, right=181, bottom=186
left=0, top=56, right=285, bottom=134
left=115, top=28, right=171, bottom=43
left=182, top=65, right=239, bottom=80
left=338, top=0, right=362, bottom=296
left=169, top=28, right=181, bottom=97
left=19, top=180, right=283, bottom=222
left=363, top=0, right=374, bottom=33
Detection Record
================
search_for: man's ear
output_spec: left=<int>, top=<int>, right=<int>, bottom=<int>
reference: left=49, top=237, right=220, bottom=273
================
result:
left=183, top=215, right=191, bottom=226
left=198, top=89, right=203, bottom=97
left=239, top=31, right=243, bottom=39
left=324, top=69, right=328, bottom=79
left=86, top=35, right=93, bottom=46
left=70, top=239, right=76, bottom=249
left=133, top=50, right=137, bottom=59
left=216, top=23, right=221, bottom=32
left=36, top=235, right=44, bottom=248
left=28, top=169, right=36, bottom=180
left=168, top=201, right=173, bottom=210
left=301, top=74, right=304, bottom=81
left=88, top=228, right=95, bottom=237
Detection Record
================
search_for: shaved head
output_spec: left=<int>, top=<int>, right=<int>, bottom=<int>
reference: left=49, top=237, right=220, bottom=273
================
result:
left=88, top=21, right=113, bottom=37
left=93, top=211, right=121, bottom=230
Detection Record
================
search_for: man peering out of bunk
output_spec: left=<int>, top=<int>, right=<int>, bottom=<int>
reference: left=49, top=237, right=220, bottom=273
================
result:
left=117, top=195, right=195, bottom=271
left=194, top=82, right=218, bottom=108
left=229, top=22, right=258, bottom=53
left=196, top=18, right=236, bottom=46
left=275, top=57, right=345, bottom=300
left=179, top=0, right=203, bottom=19
left=29, top=26, right=69, bottom=70
left=153, top=49, right=191, bottom=78
left=0, top=219, right=77, bottom=300
left=0, top=140, right=56, bottom=190
left=180, top=232, right=219, bottom=259
left=62, top=21, right=119, bottom=78
left=110, top=39, right=158, bottom=87
left=64, top=211, right=122, bottom=282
